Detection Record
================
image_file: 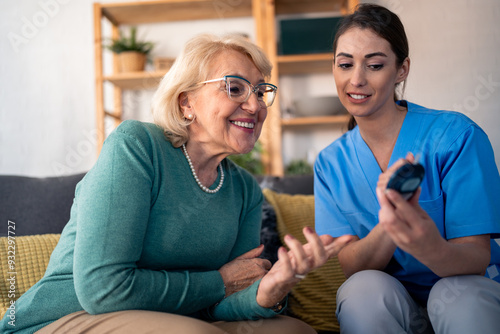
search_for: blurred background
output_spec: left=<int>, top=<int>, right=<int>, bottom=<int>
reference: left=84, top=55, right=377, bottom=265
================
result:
left=1, top=0, right=499, bottom=177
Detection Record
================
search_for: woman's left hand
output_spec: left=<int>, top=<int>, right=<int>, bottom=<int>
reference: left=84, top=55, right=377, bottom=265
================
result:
left=256, top=227, right=353, bottom=308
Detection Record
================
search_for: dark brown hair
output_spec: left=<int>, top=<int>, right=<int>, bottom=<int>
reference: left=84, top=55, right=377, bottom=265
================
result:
left=333, top=4, right=409, bottom=130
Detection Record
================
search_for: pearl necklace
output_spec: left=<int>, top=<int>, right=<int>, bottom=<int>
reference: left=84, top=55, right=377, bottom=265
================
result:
left=182, top=144, right=224, bottom=194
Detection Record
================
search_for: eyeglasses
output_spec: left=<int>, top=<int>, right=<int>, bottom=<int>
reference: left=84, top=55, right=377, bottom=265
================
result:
left=200, top=75, right=277, bottom=107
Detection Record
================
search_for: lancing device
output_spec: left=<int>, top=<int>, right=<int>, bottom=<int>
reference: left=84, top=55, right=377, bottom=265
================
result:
left=386, top=154, right=425, bottom=200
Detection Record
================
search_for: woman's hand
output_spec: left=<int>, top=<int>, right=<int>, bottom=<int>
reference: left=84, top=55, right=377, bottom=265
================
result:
left=376, top=154, right=491, bottom=277
left=256, top=227, right=354, bottom=308
left=377, top=152, right=415, bottom=189
left=376, top=183, right=491, bottom=276
left=376, top=186, right=444, bottom=259
left=376, top=152, right=444, bottom=259
left=218, top=245, right=272, bottom=297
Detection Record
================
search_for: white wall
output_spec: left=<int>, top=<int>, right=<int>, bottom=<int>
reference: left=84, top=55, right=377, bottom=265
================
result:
left=394, top=0, right=500, bottom=163
left=1, top=0, right=499, bottom=177
left=1, top=0, right=96, bottom=177
left=0, top=0, right=254, bottom=177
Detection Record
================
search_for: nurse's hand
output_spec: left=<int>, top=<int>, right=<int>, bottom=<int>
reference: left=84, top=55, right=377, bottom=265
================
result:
left=376, top=159, right=490, bottom=277
left=376, top=152, right=443, bottom=259
left=376, top=185, right=444, bottom=261
left=377, top=152, right=416, bottom=190
left=255, top=228, right=353, bottom=309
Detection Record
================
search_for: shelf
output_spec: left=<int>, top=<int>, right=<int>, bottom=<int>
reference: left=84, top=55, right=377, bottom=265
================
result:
left=281, top=114, right=349, bottom=127
left=101, top=0, right=253, bottom=25
left=103, top=71, right=167, bottom=90
left=275, top=0, right=347, bottom=15
left=278, top=53, right=333, bottom=75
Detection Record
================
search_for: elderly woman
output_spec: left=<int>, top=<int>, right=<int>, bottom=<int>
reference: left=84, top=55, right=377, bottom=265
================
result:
left=1, top=34, right=352, bottom=334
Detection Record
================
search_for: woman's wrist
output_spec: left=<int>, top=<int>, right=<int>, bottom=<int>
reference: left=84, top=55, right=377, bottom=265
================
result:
left=269, top=296, right=288, bottom=312
left=256, top=279, right=293, bottom=309
left=256, top=291, right=288, bottom=309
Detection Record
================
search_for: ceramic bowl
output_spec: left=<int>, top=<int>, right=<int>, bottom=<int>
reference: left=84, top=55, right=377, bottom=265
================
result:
left=292, top=95, right=347, bottom=117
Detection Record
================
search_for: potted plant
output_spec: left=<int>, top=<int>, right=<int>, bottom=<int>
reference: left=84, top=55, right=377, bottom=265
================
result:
left=285, top=159, right=313, bottom=175
left=228, top=142, right=265, bottom=175
left=106, top=26, right=154, bottom=73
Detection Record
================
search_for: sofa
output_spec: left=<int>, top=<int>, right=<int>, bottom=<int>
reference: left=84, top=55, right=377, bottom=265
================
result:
left=0, top=173, right=346, bottom=333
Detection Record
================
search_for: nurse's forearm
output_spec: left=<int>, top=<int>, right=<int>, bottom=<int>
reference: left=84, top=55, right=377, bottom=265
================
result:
left=337, top=224, right=397, bottom=278
left=413, top=235, right=490, bottom=278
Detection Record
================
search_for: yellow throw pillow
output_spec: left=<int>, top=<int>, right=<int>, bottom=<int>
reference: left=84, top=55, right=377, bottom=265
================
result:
left=263, top=188, right=346, bottom=333
left=0, top=234, right=60, bottom=319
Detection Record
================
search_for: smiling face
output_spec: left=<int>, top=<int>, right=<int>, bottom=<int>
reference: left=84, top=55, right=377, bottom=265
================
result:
left=333, top=27, right=409, bottom=120
left=181, top=49, right=268, bottom=156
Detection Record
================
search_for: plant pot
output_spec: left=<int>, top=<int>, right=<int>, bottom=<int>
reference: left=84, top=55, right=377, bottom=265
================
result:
left=118, top=51, right=146, bottom=72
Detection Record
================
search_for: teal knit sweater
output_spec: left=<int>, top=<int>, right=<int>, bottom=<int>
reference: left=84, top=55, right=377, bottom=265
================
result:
left=1, top=121, right=277, bottom=334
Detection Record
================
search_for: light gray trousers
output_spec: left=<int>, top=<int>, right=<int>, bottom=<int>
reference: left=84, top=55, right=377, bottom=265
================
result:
left=336, top=270, right=500, bottom=334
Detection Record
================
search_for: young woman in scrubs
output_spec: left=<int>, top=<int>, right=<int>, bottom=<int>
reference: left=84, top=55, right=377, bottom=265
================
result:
left=314, top=4, right=500, bottom=334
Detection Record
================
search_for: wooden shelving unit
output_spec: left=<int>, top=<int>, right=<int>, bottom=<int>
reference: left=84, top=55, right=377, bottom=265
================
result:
left=281, top=114, right=350, bottom=127
left=259, top=0, right=358, bottom=175
left=100, top=0, right=253, bottom=24
left=93, top=0, right=357, bottom=175
left=103, top=71, right=167, bottom=90
left=277, top=53, right=334, bottom=75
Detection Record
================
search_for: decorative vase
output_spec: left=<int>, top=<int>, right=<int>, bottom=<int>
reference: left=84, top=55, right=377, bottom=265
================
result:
left=118, top=51, right=146, bottom=72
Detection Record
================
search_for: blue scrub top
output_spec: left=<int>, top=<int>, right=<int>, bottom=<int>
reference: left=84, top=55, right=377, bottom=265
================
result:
left=315, top=101, right=500, bottom=302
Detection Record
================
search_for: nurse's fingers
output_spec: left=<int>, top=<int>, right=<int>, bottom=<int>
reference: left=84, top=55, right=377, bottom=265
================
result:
left=376, top=187, right=412, bottom=244
left=377, top=158, right=409, bottom=189
left=405, top=152, right=415, bottom=164
left=386, top=187, right=423, bottom=223
left=377, top=152, right=416, bottom=190
left=383, top=187, right=443, bottom=255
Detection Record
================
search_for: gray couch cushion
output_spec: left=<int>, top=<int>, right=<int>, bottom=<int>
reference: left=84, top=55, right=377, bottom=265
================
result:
left=0, top=173, right=85, bottom=236
left=256, top=174, right=314, bottom=195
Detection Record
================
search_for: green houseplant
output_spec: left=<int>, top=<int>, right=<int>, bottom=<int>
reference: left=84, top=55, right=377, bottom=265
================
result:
left=228, top=142, right=265, bottom=175
left=285, top=159, right=313, bottom=175
left=106, top=26, right=154, bottom=72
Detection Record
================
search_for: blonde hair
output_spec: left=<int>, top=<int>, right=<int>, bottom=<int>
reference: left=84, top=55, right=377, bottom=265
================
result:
left=151, top=33, right=273, bottom=147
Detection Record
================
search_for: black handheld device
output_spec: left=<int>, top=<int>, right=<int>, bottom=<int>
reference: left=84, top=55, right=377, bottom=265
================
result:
left=386, top=162, right=425, bottom=200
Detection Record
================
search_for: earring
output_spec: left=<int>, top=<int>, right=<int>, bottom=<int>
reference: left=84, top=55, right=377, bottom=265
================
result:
left=186, top=114, right=194, bottom=120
